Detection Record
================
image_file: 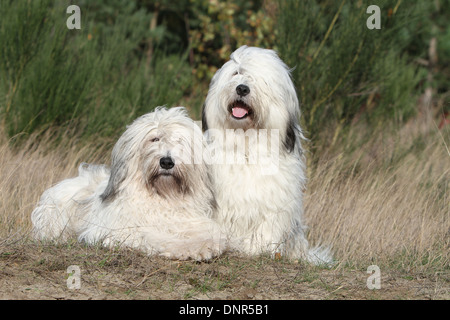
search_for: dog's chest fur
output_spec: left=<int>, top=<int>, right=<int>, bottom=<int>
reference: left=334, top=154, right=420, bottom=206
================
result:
left=211, top=136, right=305, bottom=235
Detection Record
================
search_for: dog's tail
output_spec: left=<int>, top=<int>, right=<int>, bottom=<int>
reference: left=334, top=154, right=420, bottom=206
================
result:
left=305, top=245, right=334, bottom=267
left=77, top=163, right=110, bottom=194
left=31, top=163, right=110, bottom=240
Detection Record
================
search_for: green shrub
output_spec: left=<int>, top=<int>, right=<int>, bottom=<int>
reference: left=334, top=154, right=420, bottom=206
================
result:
left=275, top=0, right=433, bottom=140
left=0, top=0, right=192, bottom=139
left=1, top=0, right=447, bottom=145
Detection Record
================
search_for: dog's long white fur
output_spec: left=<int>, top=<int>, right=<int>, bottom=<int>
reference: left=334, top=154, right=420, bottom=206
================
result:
left=31, top=107, right=227, bottom=261
left=202, top=46, right=332, bottom=265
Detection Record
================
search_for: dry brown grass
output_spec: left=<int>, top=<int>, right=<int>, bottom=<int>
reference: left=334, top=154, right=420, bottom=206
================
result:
left=0, top=117, right=448, bottom=299
left=305, top=117, right=449, bottom=272
left=0, top=128, right=113, bottom=239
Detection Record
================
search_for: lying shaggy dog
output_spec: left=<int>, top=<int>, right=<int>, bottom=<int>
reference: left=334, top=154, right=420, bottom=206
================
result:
left=31, top=107, right=227, bottom=261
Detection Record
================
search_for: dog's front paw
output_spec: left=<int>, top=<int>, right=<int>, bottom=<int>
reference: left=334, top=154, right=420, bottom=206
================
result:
left=190, top=238, right=227, bottom=261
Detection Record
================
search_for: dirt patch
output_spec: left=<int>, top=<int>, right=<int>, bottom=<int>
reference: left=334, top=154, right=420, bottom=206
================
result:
left=0, top=241, right=448, bottom=300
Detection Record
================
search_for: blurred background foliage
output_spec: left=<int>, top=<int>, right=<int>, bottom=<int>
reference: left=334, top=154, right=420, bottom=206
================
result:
left=0, top=0, right=448, bottom=146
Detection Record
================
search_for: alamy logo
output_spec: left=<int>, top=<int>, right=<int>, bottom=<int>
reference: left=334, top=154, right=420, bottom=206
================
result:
left=66, top=5, right=81, bottom=30
left=366, top=265, right=381, bottom=290
left=67, top=265, right=81, bottom=289
left=366, top=5, right=381, bottom=30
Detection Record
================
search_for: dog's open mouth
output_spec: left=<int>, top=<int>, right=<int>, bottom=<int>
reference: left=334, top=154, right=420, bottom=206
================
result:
left=229, top=101, right=252, bottom=120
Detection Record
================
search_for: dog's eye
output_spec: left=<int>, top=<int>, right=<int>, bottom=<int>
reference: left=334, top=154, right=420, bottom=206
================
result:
left=151, top=137, right=160, bottom=142
left=232, top=71, right=238, bottom=76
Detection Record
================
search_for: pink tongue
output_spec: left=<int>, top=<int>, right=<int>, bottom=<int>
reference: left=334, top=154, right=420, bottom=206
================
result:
left=232, top=107, right=248, bottom=118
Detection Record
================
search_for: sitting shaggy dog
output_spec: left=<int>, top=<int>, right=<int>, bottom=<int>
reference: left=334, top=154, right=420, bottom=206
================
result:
left=31, top=107, right=227, bottom=261
left=202, top=46, right=331, bottom=264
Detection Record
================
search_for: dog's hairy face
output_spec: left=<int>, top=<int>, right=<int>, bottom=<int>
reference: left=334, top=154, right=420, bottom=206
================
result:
left=141, top=128, right=190, bottom=197
left=203, top=46, right=303, bottom=152
left=204, top=46, right=300, bottom=131
left=101, top=107, right=208, bottom=201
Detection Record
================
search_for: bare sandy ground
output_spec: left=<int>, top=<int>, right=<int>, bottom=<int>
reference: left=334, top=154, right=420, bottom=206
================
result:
left=1, top=241, right=447, bottom=300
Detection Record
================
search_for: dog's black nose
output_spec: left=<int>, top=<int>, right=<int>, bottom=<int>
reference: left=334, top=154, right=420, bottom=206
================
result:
left=160, top=157, right=175, bottom=169
left=236, top=84, right=250, bottom=97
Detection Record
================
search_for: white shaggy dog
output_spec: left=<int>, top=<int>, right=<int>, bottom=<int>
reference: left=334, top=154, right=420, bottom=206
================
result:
left=31, top=107, right=227, bottom=261
left=202, top=46, right=331, bottom=264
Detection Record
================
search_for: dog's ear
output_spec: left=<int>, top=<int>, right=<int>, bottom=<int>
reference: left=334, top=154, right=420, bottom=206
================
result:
left=100, top=160, right=128, bottom=202
left=201, top=103, right=208, bottom=132
left=284, top=120, right=297, bottom=153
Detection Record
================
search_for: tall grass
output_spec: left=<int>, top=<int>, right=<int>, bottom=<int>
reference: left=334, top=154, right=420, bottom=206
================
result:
left=0, top=1, right=447, bottom=275
left=0, top=127, right=111, bottom=240
left=1, top=1, right=445, bottom=142
left=1, top=116, right=448, bottom=273
left=305, top=117, right=449, bottom=271
left=275, top=0, right=431, bottom=140
left=0, top=0, right=193, bottom=139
